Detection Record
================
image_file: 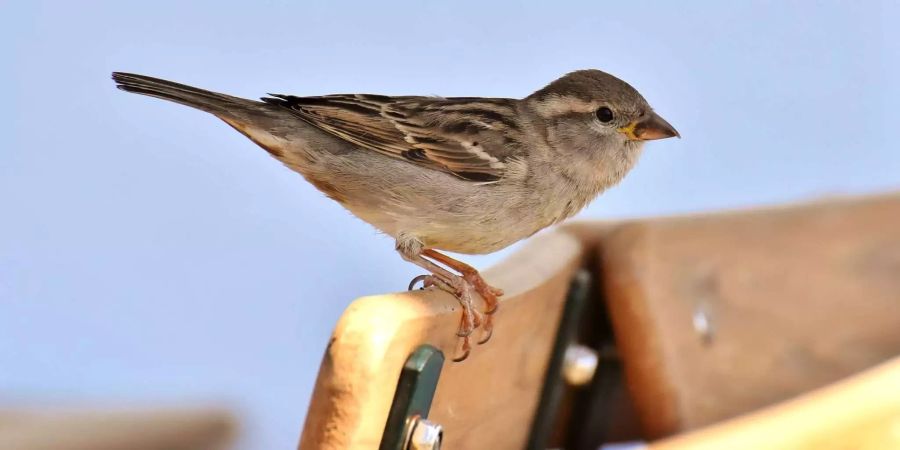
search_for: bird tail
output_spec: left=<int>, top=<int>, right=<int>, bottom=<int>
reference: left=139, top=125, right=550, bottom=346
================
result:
left=112, top=72, right=263, bottom=114
left=112, top=72, right=304, bottom=161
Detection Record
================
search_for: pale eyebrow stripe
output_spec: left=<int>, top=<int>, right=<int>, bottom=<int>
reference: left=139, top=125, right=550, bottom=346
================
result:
left=534, top=95, right=597, bottom=116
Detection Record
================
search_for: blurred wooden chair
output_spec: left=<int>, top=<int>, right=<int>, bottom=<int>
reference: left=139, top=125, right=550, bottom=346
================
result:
left=299, top=193, right=900, bottom=450
left=0, top=407, right=235, bottom=450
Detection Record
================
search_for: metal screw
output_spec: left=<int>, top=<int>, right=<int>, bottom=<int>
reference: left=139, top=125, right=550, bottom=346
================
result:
left=562, top=344, right=598, bottom=386
left=406, top=417, right=443, bottom=450
left=692, top=306, right=715, bottom=344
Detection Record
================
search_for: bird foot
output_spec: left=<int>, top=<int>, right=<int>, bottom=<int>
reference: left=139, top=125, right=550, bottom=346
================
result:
left=419, top=249, right=504, bottom=348
left=408, top=273, right=485, bottom=362
left=461, top=272, right=502, bottom=345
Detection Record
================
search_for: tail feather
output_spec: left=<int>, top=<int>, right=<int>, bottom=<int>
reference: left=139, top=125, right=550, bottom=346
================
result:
left=112, top=72, right=261, bottom=114
left=113, top=72, right=302, bottom=161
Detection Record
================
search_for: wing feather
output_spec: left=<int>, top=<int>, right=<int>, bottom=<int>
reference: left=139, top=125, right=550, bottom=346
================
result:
left=261, top=93, right=524, bottom=182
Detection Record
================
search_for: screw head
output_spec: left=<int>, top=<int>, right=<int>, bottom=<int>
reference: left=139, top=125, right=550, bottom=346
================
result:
left=692, top=306, right=715, bottom=344
left=407, top=417, right=443, bottom=450
left=562, top=344, right=599, bottom=386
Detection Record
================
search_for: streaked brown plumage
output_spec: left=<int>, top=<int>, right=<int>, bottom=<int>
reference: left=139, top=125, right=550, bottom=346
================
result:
left=263, top=94, right=523, bottom=182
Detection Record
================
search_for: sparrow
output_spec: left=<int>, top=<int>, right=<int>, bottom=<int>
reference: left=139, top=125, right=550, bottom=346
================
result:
left=112, top=69, right=679, bottom=361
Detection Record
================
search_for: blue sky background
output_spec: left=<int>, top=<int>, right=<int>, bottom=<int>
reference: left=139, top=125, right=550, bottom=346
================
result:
left=1, top=1, right=898, bottom=448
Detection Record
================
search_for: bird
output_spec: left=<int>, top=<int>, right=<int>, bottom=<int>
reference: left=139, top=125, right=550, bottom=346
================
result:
left=111, top=69, right=679, bottom=361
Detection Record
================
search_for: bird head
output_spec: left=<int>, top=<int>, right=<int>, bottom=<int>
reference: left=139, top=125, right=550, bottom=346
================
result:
left=524, top=69, right=678, bottom=156
left=525, top=70, right=681, bottom=143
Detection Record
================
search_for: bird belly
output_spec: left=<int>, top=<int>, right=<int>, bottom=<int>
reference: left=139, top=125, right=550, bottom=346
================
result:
left=336, top=203, right=518, bottom=254
left=416, top=220, right=530, bottom=255
left=279, top=139, right=593, bottom=255
left=354, top=189, right=577, bottom=255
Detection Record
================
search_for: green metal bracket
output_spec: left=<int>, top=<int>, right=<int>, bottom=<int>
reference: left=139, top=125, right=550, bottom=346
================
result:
left=379, top=344, right=445, bottom=450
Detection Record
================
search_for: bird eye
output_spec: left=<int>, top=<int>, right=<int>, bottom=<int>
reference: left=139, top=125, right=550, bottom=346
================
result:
left=595, top=107, right=614, bottom=123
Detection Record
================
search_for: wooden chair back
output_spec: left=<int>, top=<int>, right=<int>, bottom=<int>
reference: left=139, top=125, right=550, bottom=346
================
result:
left=300, top=193, right=900, bottom=449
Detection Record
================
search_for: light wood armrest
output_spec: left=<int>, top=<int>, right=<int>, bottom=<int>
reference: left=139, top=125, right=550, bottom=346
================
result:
left=649, top=356, right=900, bottom=450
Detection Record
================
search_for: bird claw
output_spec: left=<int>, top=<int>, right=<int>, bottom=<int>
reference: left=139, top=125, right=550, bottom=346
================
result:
left=407, top=274, right=433, bottom=291
left=452, top=345, right=471, bottom=362
left=477, top=324, right=493, bottom=345
left=453, top=333, right=472, bottom=362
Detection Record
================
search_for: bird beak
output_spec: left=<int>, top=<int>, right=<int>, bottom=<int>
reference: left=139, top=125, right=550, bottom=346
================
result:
left=618, top=111, right=680, bottom=141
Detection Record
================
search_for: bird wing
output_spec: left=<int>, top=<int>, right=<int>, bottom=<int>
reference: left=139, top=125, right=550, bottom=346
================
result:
left=261, top=93, right=524, bottom=182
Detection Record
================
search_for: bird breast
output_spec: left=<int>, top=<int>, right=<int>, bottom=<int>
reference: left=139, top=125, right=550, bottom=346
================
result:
left=336, top=163, right=601, bottom=255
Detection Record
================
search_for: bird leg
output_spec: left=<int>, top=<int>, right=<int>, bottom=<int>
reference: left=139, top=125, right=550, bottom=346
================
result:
left=402, top=252, right=483, bottom=362
left=421, top=249, right=504, bottom=344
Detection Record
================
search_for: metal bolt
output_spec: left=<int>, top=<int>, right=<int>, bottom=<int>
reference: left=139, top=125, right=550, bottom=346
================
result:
left=562, top=344, right=598, bottom=386
left=406, top=417, right=443, bottom=450
left=692, top=306, right=714, bottom=344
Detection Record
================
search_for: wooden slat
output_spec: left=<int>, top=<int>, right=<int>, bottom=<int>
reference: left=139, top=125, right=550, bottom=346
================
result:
left=0, top=407, right=235, bottom=450
left=649, top=356, right=900, bottom=450
left=575, top=193, right=900, bottom=437
left=298, top=230, right=585, bottom=450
